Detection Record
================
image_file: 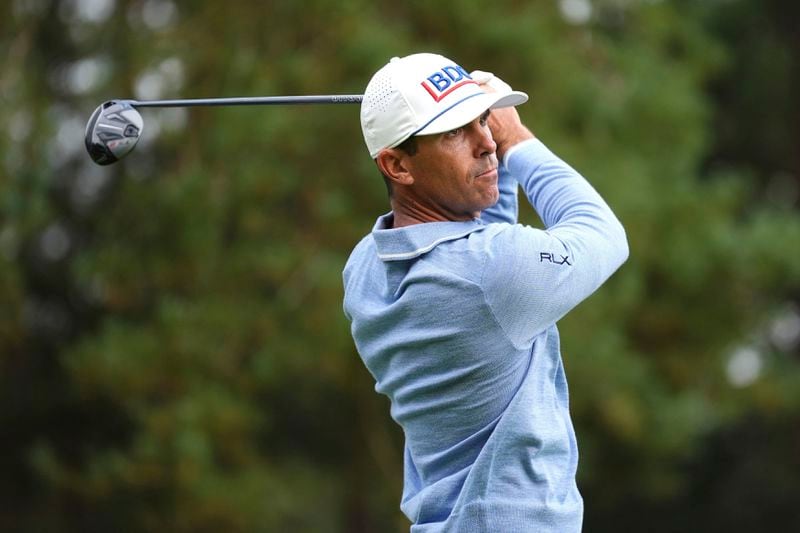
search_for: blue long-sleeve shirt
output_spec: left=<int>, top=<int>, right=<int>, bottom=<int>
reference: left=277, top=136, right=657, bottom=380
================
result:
left=343, top=138, right=628, bottom=532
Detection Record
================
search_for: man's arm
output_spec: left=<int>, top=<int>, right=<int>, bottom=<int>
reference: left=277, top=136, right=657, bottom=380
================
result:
left=476, top=72, right=534, bottom=225
left=479, top=159, right=520, bottom=225
left=481, top=104, right=628, bottom=347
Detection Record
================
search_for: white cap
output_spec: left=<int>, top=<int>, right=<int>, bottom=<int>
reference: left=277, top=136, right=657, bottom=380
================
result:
left=360, top=53, right=528, bottom=158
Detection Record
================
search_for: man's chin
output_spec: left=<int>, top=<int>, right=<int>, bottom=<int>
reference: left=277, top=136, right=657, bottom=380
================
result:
left=482, top=188, right=501, bottom=210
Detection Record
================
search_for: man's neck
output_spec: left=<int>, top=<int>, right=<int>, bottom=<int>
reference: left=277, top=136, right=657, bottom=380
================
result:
left=390, top=202, right=476, bottom=228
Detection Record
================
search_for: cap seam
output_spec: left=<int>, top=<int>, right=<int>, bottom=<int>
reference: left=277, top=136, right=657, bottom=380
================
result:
left=386, top=82, right=417, bottom=150
left=411, top=91, right=486, bottom=136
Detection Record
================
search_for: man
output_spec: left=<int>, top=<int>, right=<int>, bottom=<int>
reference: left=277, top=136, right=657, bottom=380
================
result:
left=343, top=53, right=628, bottom=532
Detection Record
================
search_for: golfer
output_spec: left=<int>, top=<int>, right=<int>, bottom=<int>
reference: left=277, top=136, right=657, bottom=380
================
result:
left=343, top=53, right=628, bottom=532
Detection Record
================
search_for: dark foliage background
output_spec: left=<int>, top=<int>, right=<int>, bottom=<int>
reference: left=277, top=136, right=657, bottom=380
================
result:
left=2, top=1, right=799, bottom=531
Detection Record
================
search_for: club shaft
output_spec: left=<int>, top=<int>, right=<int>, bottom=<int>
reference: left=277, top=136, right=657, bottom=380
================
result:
left=126, top=95, right=363, bottom=108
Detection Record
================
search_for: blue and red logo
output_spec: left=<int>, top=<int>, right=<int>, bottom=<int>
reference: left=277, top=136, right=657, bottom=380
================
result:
left=420, top=64, right=476, bottom=102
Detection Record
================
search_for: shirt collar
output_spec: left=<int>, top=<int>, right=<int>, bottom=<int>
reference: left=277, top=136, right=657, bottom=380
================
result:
left=371, top=212, right=487, bottom=261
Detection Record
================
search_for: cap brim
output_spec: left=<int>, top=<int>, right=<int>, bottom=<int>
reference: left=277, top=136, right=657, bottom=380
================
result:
left=414, top=90, right=528, bottom=137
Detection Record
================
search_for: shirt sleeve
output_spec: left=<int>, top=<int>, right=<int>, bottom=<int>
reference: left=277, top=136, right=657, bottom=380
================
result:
left=479, top=159, right=519, bottom=225
left=482, top=138, right=629, bottom=348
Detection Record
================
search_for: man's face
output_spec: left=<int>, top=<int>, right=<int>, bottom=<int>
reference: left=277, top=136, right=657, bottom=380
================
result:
left=403, top=110, right=499, bottom=220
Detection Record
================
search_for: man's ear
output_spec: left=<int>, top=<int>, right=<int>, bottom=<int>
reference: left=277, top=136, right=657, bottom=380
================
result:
left=376, top=149, right=415, bottom=187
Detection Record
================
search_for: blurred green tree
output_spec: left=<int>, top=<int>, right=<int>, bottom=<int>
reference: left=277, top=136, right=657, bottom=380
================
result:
left=1, top=1, right=798, bottom=532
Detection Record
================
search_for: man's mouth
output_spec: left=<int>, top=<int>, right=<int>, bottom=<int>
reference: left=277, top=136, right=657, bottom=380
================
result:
left=475, top=167, right=498, bottom=179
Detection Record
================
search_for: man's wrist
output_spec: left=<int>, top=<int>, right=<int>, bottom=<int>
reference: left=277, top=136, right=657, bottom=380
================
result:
left=502, top=137, right=542, bottom=169
left=496, top=127, right=535, bottom=161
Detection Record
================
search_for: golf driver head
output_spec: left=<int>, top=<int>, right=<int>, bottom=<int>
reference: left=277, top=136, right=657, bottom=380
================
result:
left=84, top=100, right=143, bottom=165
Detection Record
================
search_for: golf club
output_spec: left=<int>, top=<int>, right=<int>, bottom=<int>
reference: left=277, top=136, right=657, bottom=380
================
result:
left=85, top=94, right=364, bottom=166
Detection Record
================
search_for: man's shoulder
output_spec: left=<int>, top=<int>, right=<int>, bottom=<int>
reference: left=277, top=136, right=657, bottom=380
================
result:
left=350, top=232, right=375, bottom=255
left=343, top=233, right=375, bottom=277
left=464, top=221, right=548, bottom=252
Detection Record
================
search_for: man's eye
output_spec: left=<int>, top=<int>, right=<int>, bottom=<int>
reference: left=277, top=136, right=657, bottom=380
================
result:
left=446, top=127, right=462, bottom=137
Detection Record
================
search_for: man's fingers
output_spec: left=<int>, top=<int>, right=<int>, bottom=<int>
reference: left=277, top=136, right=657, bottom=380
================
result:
left=470, top=70, right=495, bottom=86
left=470, top=70, right=518, bottom=96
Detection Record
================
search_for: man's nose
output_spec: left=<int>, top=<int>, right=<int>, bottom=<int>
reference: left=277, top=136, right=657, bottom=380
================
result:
left=471, top=122, right=496, bottom=158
